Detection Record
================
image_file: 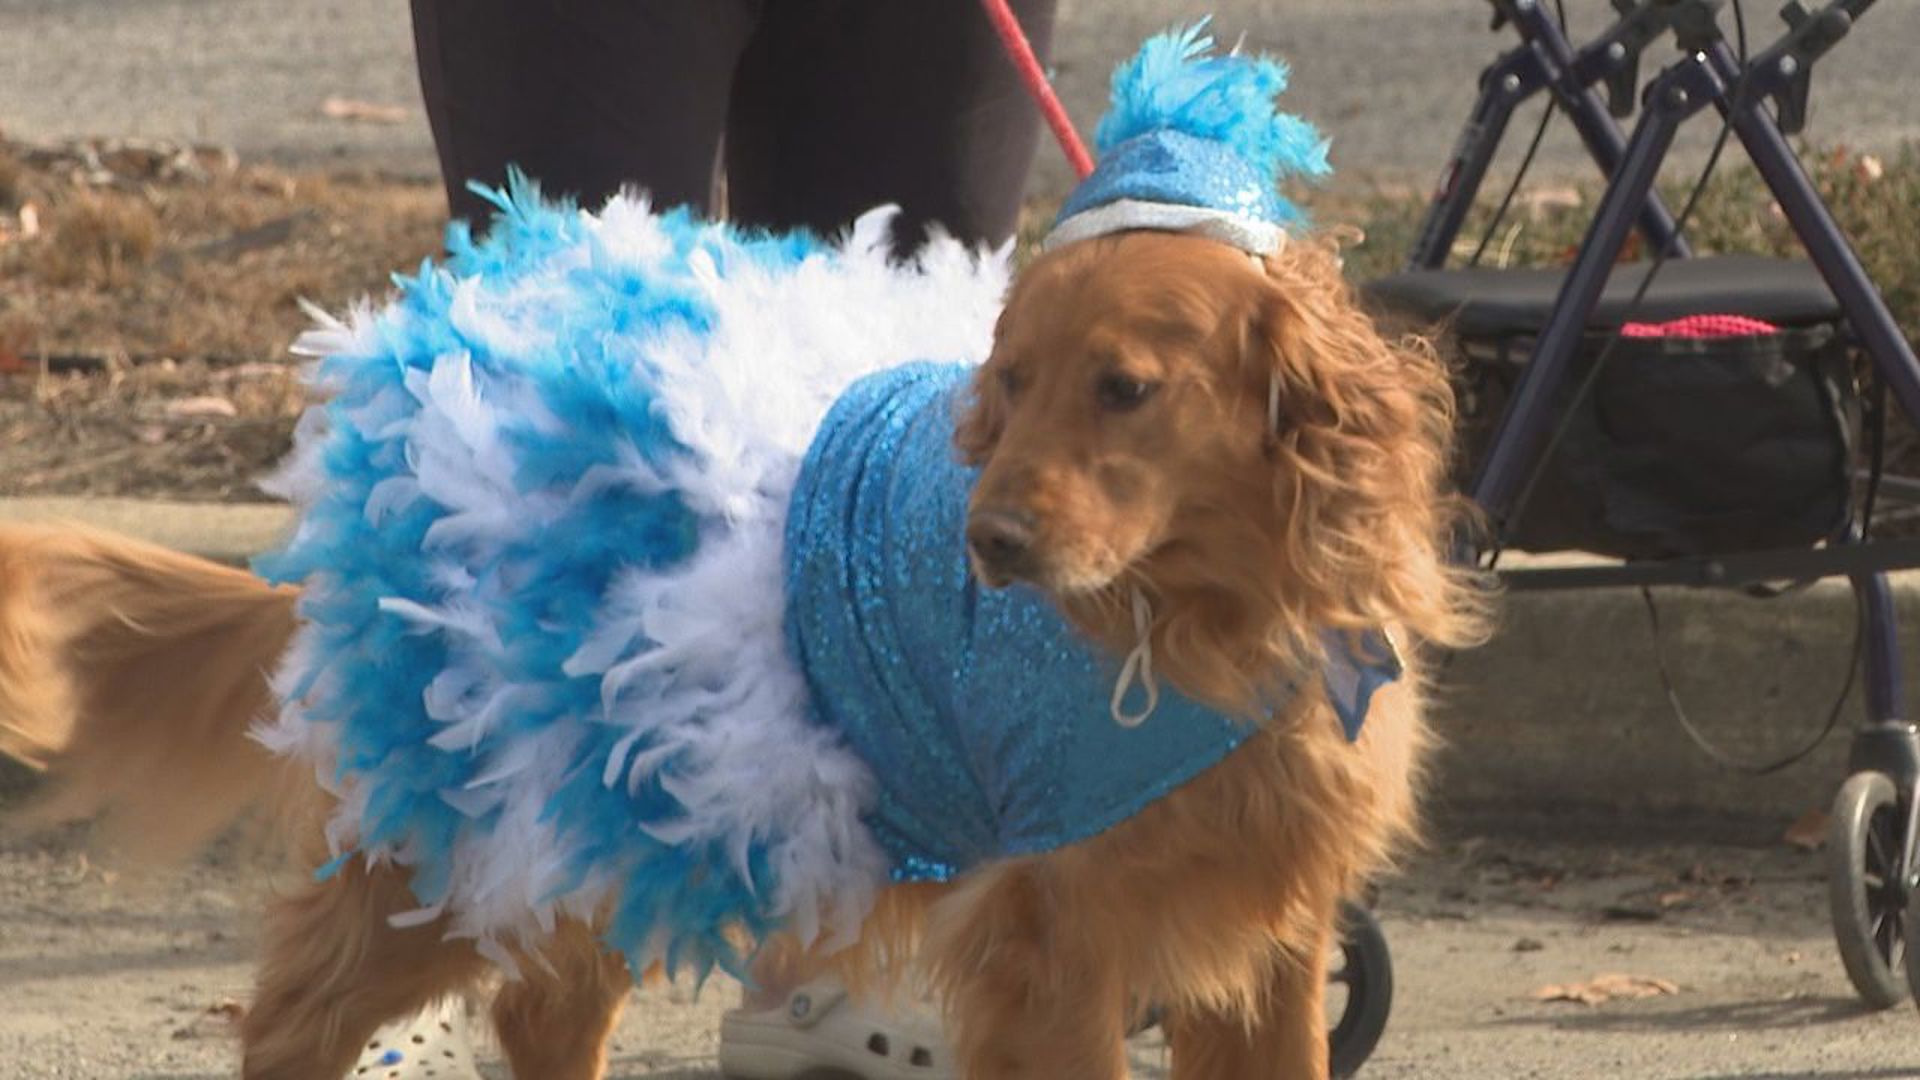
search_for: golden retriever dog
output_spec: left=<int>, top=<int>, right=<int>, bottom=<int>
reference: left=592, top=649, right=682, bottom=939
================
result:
left=0, top=223, right=1482, bottom=1079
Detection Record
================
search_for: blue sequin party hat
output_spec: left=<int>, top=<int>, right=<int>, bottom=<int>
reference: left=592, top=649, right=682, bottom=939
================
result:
left=1046, top=21, right=1330, bottom=255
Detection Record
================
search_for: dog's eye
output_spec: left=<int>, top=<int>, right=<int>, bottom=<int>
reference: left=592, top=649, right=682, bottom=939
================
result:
left=1096, top=373, right=1160, bottom=413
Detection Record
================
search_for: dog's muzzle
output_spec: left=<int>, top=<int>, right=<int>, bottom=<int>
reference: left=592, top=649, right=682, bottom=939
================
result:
left=966, top=508, right=1038, bottom=586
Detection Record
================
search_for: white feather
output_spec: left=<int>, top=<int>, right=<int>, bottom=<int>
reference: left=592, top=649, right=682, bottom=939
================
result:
left=268, top=195, right=1009, bottom=965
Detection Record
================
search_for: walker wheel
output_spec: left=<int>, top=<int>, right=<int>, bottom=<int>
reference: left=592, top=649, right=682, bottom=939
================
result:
left=1328, top=899, right=1393, bottom=1078
left=1828, top=770, right=1910, bottom=1009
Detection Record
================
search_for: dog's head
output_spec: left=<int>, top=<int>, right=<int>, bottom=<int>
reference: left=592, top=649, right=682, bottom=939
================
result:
left=957, top=229, right=1483, bottom=706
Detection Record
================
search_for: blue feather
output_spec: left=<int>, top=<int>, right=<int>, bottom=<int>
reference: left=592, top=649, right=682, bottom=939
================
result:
left=1094, top=21, right=1330, bottom=187
left=257, top=175, right=833, bottom=981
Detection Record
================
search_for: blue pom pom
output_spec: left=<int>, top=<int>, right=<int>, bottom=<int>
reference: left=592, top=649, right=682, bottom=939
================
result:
left=1094, top=20, right=1330, bottom=188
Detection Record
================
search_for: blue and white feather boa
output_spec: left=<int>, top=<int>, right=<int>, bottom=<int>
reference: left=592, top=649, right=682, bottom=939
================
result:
left=253, top=179, right=1008, bottom=980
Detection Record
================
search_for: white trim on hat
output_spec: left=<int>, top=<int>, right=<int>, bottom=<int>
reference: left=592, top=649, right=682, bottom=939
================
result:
left=1042, top=199, right=1285, bottom=256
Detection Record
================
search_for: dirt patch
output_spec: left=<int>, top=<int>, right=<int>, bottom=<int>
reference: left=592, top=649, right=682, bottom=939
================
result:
left=1, top=360, right=309, bottom=502
left=0, top=136, right=444, bottom=502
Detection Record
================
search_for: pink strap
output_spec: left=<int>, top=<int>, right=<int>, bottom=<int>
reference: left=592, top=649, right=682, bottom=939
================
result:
left=1620, top=314, right=1780, bottom=339
left=978, top=0, right=1095, bottom=179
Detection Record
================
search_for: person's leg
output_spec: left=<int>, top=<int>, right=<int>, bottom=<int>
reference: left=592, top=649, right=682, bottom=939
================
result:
left=726, top=0, right=1058, bottom=252
left=409, top=0, right=762, bottom=227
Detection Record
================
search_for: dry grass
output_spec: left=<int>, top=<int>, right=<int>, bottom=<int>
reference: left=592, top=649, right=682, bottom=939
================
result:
left=2, top=135, right=1918, bottom=506
left=37, top=194, right=161, bottom=288
left=0, top=136, right=445, bottom=501
left=1, top=358, right=306, bottom=501
left=0, top=139, right=444, bottom=366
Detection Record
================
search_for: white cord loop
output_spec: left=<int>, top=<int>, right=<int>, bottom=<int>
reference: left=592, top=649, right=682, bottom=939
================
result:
left=1110, top=587, right=1160, bottom=728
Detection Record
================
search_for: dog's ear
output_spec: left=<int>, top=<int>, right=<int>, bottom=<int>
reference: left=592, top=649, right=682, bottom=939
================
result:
left=1244, top=267, right=1334, bottom=458
left=1239, top=239, right=1485, bottom=651
left=954, top=361, right=1008, bottom=467
left=1245, top=241, right=1433, bottom=464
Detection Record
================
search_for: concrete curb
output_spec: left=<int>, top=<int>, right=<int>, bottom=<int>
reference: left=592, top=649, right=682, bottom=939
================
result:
left=0, top=497, right=291, bottom=567
left=1436, top=571, right=1905, bottom=825
left=0, top=497, right=1901, bottom=823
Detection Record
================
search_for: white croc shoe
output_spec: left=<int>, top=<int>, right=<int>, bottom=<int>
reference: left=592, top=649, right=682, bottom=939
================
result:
left=349, top=996, right=482, bottom=1079
left=719, top=976, right=954, bottom=1080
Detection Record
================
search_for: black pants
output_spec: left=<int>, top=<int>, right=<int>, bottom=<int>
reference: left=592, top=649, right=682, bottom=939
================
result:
left=409, top=0, right=1058, bottom=250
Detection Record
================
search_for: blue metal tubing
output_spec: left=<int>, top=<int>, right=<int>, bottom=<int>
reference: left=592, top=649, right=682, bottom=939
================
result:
left=1464, top=27, right=1920, bottom=729
left=1839, top=524, right=1913, bottom=870
left=1472, top=38, right=1920, bottom=531
left=1852, top=571, right=1908, bottom=732
left=1406, top=0, right=1689, bottom=269
left=1691, top=37, right=1920, bottom=729
left=1701, top=39, right=1920, bottom=427
left=1516, top=0, right=1689, bottom=257
left=1466, top=57, right=1709, bottom=518
left=1405, top=48, right=1533, bottom=269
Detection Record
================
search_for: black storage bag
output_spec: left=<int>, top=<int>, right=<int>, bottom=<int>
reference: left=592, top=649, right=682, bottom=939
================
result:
left=1457, top=324, right=1856, bottom=560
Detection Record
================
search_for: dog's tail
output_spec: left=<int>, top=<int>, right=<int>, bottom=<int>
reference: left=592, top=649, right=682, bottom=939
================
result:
left=0, top=523, right=302, bottom=861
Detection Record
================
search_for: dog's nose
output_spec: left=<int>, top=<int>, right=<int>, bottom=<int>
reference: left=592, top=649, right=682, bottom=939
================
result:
left=966, top=509, right=1038, bottom=582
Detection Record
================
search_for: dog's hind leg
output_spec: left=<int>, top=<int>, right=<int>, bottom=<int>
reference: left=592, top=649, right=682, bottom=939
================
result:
left=926, top=861, right=1130, bottom=1080
left=490, top=917, right=634, bottom=1080
left=1163, top=927, right=1335, bottom=1080
left=240, top=858, right=488, bottom=1080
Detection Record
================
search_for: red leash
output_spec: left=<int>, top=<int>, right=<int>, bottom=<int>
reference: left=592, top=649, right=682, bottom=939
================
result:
left=978, top=0, right=1095, bottom=179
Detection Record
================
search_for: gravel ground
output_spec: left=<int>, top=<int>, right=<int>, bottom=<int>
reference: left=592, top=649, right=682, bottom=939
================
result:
left=5, top=825, right=1919, bottom=1079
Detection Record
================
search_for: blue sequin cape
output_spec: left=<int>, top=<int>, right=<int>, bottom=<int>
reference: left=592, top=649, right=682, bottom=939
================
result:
left=787, top=362, right=1399, bottom=882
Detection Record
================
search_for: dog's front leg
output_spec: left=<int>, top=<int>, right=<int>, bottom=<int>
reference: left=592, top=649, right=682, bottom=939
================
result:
left=926, top=860, right=1130, bottom=1080
left=1164, top=923, right=1334, bottom=1080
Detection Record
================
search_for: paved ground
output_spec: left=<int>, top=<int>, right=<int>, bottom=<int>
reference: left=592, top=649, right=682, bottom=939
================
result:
left=5, top=825, right=1919, bottom=1079
left=3, top=0, right=1918, bottom=199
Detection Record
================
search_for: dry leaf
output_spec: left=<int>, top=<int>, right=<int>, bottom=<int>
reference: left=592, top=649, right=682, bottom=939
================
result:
left=320, top=97, right=410, bottom=125
left=19, top=202, right=40, bottom=238
left=1783, top=808, right=1828, bottom=851
left=164, top=395, right=237, bottom=419
left=1533, top=973, right=1679, bottom=1005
